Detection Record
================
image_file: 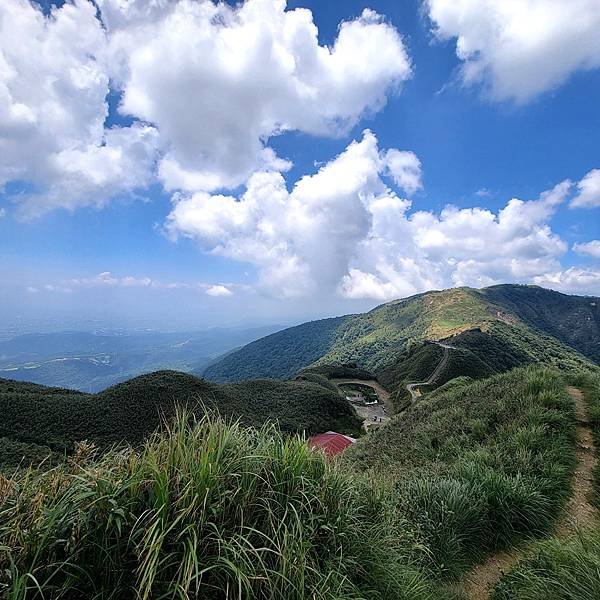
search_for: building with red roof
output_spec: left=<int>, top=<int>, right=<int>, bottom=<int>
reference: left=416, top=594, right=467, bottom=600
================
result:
left=308, top=431, right=356, bottom=457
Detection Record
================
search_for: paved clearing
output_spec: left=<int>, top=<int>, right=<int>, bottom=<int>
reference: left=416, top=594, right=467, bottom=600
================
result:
left=335, top=379, right=391, bottom=426
left=461, top=386, right=599, bottom=600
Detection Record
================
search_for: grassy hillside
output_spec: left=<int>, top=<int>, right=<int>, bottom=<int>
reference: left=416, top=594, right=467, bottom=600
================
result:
left=204, top=285, right=599, bottom=384
left=344, top=366, right=577, bottom=578
left=0, top=366, right=576, bottom=598
left=377, top=343, right=444, bottom=392
left=375, top=340, right=496, bottom=412
left=493, top=371, right=600, bottom=600
left=0, top=371, right=361, bottom=471
left=493, top=528, right=600, bottom=600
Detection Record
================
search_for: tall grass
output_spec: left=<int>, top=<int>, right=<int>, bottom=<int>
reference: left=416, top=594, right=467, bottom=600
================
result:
left=492, top=528, right=600, bottom=600
left=345, top=366, right=577, bottom=579
left=492, top=370, right=600, bottom=599
left=0, top=411, right=454, bottom=600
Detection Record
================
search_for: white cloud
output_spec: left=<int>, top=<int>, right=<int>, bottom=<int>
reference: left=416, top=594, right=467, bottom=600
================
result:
left=121, top=275, right=152, bottom=287
left=68, top=272, right=176, bottom=289
left=69, top=272, right=119, bottom=287
left=0, top=0, right=158, bottom=218
left=426, top=0, right=600, bottom=102
left=42, top=283, right=72, bottom=294
left=205, top=285, right=233, bottom=297
left=167, top=130, right=419, bottom=297
left=1, top=0, right=410, bottom=216
left=533, top=268, right=600, bottom=296
left=574, top=240, right=600, bottom=259
left=42, top=271, right=237, bottom=295
left=570, top=169, right=600, bottom=208
left=103, top=0, right=411, bottom=192
left=383, top=149, right=422, bottom=195
left=167, top=130, right=577, bottom=300
left=0, top=207, right=5, bottom=218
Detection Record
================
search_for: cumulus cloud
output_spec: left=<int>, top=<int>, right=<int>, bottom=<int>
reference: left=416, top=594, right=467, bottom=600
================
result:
left=167, top=130, right=421, bottom=297
left=205, top=285, right=233, bottom=297
left=574, top=240, right=600, bottom=259
left=167, top=130, right=576, bottom=299
left=383, top=149, right=422, bottom=195
left=426, top=0, right=600, bottom=102
left=0, top=0, right=159, bottom=217
left=104, top=0, right=411, bottom=191
left=533, top=268, right=600, bottom=296
left=1, top=0, right=410, bottom=215
left=570, top=169, right=600, bottom=208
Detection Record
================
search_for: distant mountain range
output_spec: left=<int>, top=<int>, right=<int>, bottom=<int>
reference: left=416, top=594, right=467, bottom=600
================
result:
left=0, top=325, right=281, bottom=391
left=204, top=285, right=599, bottom=387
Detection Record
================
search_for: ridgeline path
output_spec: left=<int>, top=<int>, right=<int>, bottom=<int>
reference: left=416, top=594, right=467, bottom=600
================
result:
left=405, top=341, right=456, bottom=402
left=460, top=386, right=599, bottom=600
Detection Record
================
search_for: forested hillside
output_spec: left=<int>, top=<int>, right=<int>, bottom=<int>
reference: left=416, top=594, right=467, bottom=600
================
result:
left=0, top=372, right=361, bottom=472
left=203, top=316, right=350, bottom=381
left=480, top=285, right=600, bottom=363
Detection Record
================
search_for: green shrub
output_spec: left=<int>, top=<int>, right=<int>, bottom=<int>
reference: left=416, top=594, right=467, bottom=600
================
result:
left=299, top=363, right=375, bottom=381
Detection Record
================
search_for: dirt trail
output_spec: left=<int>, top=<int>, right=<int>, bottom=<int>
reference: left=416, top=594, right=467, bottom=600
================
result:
left=556, top=387, right=599, bottom=535
left=461, top=386, right=598, bottom=600
left=406, top=342, right=455, bottom=402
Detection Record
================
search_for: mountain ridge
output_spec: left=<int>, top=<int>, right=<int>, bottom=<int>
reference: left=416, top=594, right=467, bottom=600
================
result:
left=204, top=284, right=599, bottom=384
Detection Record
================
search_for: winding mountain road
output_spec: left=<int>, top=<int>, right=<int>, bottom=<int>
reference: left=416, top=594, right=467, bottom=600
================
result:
left=405, top=341, right=456, bottom=402
left=336, top=341, right=456, bottom=426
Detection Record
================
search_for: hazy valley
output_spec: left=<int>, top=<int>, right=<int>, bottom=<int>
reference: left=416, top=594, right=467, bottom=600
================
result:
left=0, top=325, right=280, bottom=392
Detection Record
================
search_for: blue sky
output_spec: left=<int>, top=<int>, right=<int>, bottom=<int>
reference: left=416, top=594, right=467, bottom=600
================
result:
left=0, top=0, right=599, bottom=333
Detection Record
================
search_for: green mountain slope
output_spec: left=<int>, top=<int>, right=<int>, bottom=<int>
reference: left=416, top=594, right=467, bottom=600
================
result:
left=342, top=365, right=577, bottom=576
left=202, top=316, right=351, bottom=381
left=0, top=371, right=361, bottom=471
left=480, top=284, right=600, bottom=362
left=204, top=285, right=599, bottom=384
